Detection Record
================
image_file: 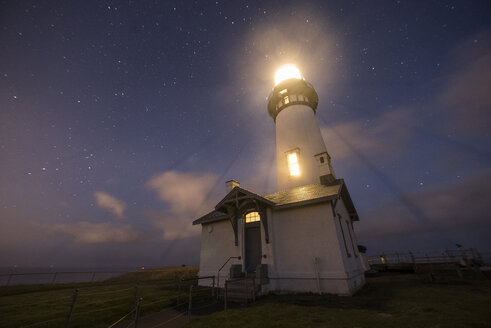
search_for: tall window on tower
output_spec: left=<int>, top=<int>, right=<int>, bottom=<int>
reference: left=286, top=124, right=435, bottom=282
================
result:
left=286, top=150, right=300, bottom=176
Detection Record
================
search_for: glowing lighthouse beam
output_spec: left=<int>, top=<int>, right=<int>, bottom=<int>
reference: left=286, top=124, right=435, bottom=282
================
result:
left=274, top=65, right=302, bottom=86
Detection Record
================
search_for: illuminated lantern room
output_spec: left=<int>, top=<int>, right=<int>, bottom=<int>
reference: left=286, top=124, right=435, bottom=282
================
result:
left=267, top=65, right=319, bottom=122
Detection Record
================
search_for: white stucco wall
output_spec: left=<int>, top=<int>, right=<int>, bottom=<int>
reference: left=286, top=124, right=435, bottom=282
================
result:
left=197, top=221, right=241, bottom=287
left=267, top=202, right=363, bottom=295
left=197, top=199, right=365, bottom=295
left=332, top=198, right=366, bottom=293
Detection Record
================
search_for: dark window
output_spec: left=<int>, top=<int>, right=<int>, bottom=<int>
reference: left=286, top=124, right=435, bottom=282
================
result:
left=320, top=156, right=325, bottom=164
left=338, top=214, right=351, bottom=257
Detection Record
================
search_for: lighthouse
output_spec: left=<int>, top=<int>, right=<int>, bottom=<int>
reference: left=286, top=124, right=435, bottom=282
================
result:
left=267, top=65, right=335, bottom=191
left=192, top=64, right=366, bottom=296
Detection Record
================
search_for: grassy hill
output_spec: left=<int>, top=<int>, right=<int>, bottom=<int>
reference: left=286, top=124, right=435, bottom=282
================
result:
left=0, top=266, right=198, bottom=328
left=188, top=273, right=491, bottom=327
left=1, top=268, right=490, bottom=327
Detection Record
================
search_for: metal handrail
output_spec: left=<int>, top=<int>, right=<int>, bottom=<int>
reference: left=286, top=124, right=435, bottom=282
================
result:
left=216, top=256, right=241, bottom=298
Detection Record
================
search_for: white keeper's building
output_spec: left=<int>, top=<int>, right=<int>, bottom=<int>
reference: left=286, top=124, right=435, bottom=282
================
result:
left=193, top=66, right=366, bottom=295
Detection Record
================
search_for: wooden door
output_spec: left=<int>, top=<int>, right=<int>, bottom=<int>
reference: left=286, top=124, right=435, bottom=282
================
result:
left=245, top=223, right=262, bottom=272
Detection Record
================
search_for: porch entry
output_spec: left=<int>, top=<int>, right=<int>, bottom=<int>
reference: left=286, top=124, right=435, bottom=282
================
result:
left=244, top=212, right=262, bottom=272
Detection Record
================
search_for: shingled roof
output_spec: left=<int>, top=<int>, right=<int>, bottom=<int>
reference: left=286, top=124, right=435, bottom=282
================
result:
left=193, top=210, right=228, bottom=225
left=264, top=183, right=341, bottom=207
left=192, top=180, right=359, bottom=225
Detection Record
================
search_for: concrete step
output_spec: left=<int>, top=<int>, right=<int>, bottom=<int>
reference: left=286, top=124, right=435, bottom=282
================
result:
left=219, top=278, right=262, bottom=304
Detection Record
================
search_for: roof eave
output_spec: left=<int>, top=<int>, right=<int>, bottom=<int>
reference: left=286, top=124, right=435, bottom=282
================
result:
left=214, top=186, right=275, bottom=211
left=273, top=194, right=338, bottom=211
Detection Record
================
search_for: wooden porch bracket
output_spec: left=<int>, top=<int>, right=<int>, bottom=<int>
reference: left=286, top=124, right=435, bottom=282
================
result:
left=226, top=206, right=239, bottom=246
left=258, top=204, right=270, bottom=244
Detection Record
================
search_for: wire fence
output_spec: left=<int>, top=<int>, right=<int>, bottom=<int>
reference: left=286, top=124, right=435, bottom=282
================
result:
left=0, top=271, right=129, bottom=286
left=367, top=248, right=485, bottom=266
left=5, top=275, right=219, bottom=328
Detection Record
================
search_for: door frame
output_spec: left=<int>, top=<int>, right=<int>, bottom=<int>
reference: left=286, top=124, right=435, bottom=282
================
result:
left=243, top=220, right=262, bottom=273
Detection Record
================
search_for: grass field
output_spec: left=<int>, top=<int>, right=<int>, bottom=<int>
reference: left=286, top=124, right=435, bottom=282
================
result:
left=0, top=266, right=198, bottom=328
left=1, top=268, right=490, bottom=328
left=188, top=273, right=491, bottom=328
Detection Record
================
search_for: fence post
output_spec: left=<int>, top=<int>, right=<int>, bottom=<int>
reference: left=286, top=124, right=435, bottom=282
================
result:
left=51, top=272, right=58, bottom=284
left=177, top=279, right=181, bottom=304
left=134, top=298, right=142, bottom=328
left=188, top=285, right=193, bottom=321
left=6, top=273, right=12, bottom=286
left=212, top=276, right=215, bottom=298
left=133, top=283, right=139, bottom=303
left=224, top=281, right=228, bottom=311
left=471, top=248, right=483, bottom=264
left=217, top=273, right=220, bottom=300
left=252, top=277, right=256, bottom=303
left=64, top=289, right=78, bottom=328
left=245, top=278, right=248, bottom=305
left=455, top=263, right=463, bottom=280
left=409, top=251, right=416, bottom=272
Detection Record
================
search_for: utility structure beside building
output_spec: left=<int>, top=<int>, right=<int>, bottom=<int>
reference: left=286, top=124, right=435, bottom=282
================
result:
left=193, top=65, right=366, bottom=296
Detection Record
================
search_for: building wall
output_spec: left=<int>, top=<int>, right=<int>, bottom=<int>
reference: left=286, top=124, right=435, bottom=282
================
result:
left=331, top=198, right=366, bottom=293
left=197, top=220, right=241, bottom=287
left=267, top=201, right=365, bottom=295
left=197, top=199, right=365, bottom=295
left=275, top=104, right=328, bottom=190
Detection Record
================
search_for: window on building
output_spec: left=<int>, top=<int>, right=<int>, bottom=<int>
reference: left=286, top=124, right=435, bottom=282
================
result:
left=346, top=220, right=358, bottom=257
left=245, top=211, right=260, bottom=223
left=338, top=214, right=351, bottom=257
left=287, top=151, right=300, bottom=176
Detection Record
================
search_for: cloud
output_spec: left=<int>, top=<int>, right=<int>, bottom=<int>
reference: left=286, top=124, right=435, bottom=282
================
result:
left=145, top=209, right=200, bottom=240
left=357, top=169, right=491, bottom=239
left=146, top=171, right=218, bottom=240
left=321, top=108, right=415, bottom=162
left=320, top=29, right=491, bottom=167
left=94, top=191, right=126, bottom=219
left=53, top=221, right=142, bottom=243
left=434, top=30, right=491, bottom=139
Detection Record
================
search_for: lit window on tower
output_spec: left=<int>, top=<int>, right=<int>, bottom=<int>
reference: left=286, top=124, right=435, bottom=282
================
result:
left=245, top=211, right=260, bottom=223
left=287, top=152, right=300, bottom=176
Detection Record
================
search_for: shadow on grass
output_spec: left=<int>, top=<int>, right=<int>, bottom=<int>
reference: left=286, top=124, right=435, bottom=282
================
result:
left=258, top=273, right=421, bottom=311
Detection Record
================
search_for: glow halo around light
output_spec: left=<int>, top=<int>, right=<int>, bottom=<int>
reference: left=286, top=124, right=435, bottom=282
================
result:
left=274, top=65, right=302, bottom=86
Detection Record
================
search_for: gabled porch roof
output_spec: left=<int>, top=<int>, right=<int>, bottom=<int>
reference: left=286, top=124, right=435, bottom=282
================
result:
left=192, top=180, right=359, bottom=226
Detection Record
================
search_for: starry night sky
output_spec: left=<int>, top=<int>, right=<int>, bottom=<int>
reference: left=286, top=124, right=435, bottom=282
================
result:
left=1, top=1, right=490, bottom=269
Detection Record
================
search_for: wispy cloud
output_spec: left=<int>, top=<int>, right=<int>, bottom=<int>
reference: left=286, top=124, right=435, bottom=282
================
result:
left=94, top=191, right=126, bottom=219
left=53, top=222, right=142, bottom=243
left=321, top=108, right=415, bottom=162
left=357, top=169, right=491, bottom=239
left=146, top=171, right=218, bottom=240
left=434, top=30, right=491, bottom=139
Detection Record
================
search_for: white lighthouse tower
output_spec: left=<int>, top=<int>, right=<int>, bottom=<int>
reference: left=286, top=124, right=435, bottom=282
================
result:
left=193, top=64, right=366, bottom=296
left=267, top=65, right=335, bottom=191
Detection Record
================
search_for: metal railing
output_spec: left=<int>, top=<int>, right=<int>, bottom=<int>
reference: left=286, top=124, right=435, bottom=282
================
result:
left=367, top=248, right=484, bottom=266
left=216, top=256, right=241, bottom=298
